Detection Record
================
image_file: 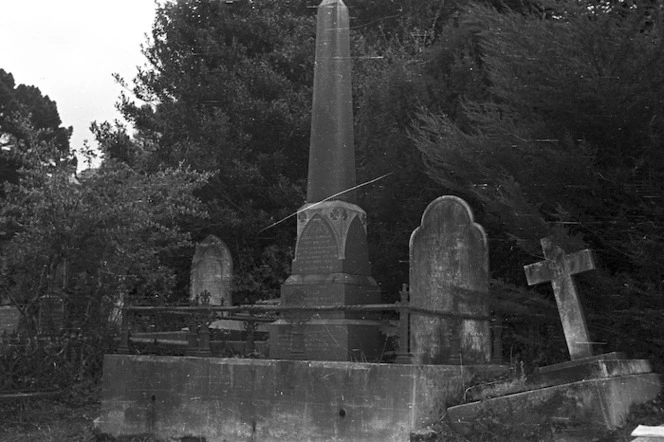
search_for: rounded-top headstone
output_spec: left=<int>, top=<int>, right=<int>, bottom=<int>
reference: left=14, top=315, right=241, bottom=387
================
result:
left=190, top=235, right=233, bottom=307
left=409, top=196, right=491, bottom=365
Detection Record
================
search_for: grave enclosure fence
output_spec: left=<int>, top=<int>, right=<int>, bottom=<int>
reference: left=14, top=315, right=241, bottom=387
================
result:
left=0, top=294, right=116, bottom=395
left=117, top=288, right=502, bottom=363
left=0, top=329, right=109, bottom=395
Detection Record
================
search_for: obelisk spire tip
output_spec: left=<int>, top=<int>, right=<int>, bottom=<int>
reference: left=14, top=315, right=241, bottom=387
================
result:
left=308, top=0, right=355, bottom=204
left=319, top=0, right=346, bottom=6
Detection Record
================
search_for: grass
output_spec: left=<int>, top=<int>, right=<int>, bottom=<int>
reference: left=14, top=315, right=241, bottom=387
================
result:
left=0, top=393, right=98, bottom=441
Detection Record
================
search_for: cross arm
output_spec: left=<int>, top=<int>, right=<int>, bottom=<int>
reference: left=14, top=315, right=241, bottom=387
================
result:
left=524, top=260, right=556, bottom=286
left=566, top=249, right=596, bottom=275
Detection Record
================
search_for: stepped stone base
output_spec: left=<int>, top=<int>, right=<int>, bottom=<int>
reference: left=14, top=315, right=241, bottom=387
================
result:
left=269, top=319, right=383, bottom=361
left=271, top=272, right=383, bottom=361
left=448, top=353, right=662, bottom=436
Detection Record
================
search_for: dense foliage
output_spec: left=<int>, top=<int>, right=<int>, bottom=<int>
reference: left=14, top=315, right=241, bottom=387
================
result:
left=108, top=0, right=663, bottom=365
left=0, top=69, right=72, bottom=197
left=108, top=0, right=317, bottom=301
left=2, top=0, right=663, bottom=377
left=409, top=0, right=664, bottom=364
left=1, top=124, right=209, bottom=328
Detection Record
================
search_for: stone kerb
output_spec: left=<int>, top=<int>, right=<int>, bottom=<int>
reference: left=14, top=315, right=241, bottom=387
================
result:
left=190, top=235, right=233, bottom=307
left=98, top=355, right=509, bottom=441
left=409, top=196, right=491, bottom=365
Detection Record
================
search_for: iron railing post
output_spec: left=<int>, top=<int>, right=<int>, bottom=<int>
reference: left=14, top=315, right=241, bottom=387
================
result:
left=118, top=310, right=130, bottom=354
left=394, top=284, right=412, bottom=364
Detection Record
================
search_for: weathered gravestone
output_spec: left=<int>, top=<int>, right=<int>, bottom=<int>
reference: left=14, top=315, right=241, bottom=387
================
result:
left=523, top=237, right=595, bottom=360
left=190, top=235, right=233, bottom=307
left=409, top=195, right=491, bottom=365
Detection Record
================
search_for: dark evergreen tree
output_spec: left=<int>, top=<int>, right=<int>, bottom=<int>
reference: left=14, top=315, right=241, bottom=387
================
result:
left=411, top=0, right=664, bottom=363
left=106, top=0, right=317, bottom=301
left=0, top=69, right=72, bottom=196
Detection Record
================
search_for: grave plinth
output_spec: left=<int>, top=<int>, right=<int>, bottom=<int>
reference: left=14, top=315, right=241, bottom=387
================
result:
left=269, top=201, right=383, bottom=361
left=448, top=352, right=661, bottom=436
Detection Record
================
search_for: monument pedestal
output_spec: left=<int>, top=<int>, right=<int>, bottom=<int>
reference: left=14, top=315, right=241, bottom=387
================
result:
left=269, top=201, right=384, bottom=361
left=270, top=319, right=383, bottom=361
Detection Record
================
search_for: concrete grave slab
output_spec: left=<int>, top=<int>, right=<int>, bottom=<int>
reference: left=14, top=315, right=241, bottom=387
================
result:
left=448, top=371, right=662, bottom=435
left=464, top=352, right=652, bottom=402
left=632, top=425, right=664, bottom=441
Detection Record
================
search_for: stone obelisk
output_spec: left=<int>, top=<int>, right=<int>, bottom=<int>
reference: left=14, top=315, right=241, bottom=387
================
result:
left=269, top=0, right=383, bottom=362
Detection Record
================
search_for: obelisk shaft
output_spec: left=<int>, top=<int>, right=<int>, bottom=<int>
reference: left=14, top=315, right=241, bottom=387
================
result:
left=307, top=0, right=356, bottom=204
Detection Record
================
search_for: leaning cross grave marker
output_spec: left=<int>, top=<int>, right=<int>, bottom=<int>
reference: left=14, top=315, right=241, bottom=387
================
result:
left=524, top=237, right=595, bottom=360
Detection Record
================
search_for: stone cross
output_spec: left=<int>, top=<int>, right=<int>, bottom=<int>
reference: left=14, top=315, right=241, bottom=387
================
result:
left=524, top=237, right=596, bottom=360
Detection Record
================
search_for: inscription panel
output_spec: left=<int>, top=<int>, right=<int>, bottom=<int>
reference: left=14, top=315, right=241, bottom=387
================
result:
left=293, top=215, right=339, bottom=274
left=305, top=326, right=341, bottom=355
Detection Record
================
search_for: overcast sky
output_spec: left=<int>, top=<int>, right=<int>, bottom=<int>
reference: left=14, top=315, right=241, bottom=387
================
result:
left=0, top=1, right=158, bottom=168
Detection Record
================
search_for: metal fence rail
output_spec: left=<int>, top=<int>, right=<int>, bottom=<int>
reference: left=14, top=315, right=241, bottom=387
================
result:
left=118, top=286, right=495, bottom=363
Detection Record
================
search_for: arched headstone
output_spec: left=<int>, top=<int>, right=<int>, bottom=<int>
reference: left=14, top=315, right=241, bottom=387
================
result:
left=409, top=196, right=491, bottom=364
left=190, top=235, right=233, bottom=307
